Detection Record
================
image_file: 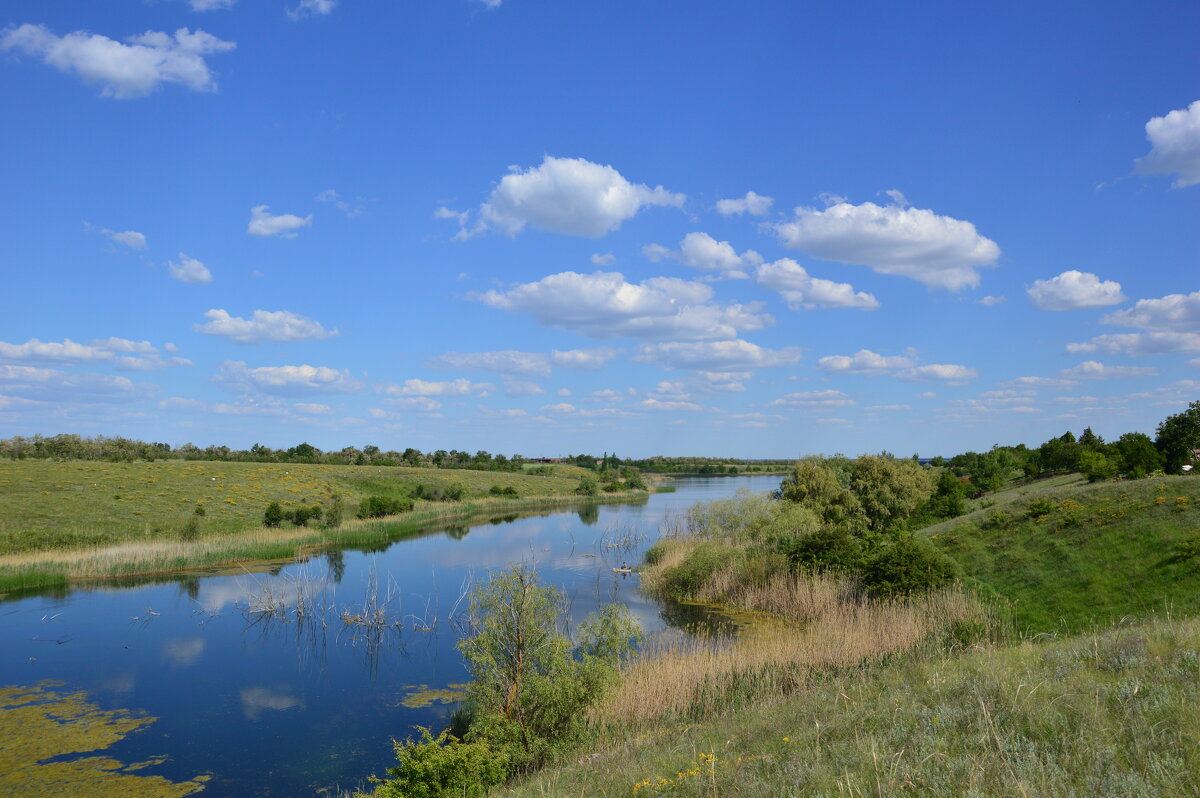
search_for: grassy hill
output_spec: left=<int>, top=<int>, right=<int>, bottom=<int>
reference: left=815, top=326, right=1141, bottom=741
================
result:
left=922, top=474, right=1200, bottom=634
left=498, top=613, right=1200, bottom=797
left=0, top=459, right=592, bottom=556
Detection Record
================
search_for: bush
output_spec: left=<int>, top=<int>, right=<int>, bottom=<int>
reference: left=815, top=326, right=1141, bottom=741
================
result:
left=1026, top=499, right=1054, bottom=519
left=778, top=525, right=864, bottom=573
left=356, top=495, right=415, bottom=519
left=263, top=501, right=284, bottom=528
left=446, top=482, right=466, bottom=501
left=179, top=515, right=201, bottom=542
left=284, top=504, right=323, bottom=526
left=489, top=485, right=519, bottom=498
left=575, top=475, right=598, bottom=496
left=321, top=493, right=344, bottom=530
left=1079, top=450, right=1119, bottom=483
left=860, top=536, right=961, bottom=598
left=658, top=543, right=731, bottom=600
left=368, top=727, right=508, bottom=798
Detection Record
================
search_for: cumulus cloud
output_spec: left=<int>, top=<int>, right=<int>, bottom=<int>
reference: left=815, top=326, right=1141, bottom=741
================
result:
left=0, top=364, right=146, bottom=401
left=770, top=390, right=855, bottom=408
left=1000, top=376, right=1080, bottom=389
left=380, top=378, right=494, bottom=397
left=632, top=340, right=800, bottom=372
left=474, top=271, right=772, bottom=341
left=817, top=349, right=914, bottom=374
left=315, top=189, right=362, bottom=218
left=1103, top=290, right=1200, bottom=333
left=0, top=337, right=189, bottom=371
left=426, top=347, right=617, bottom=377
left=503, top=380, right=544, bottom=397
left=168, top=253, right=212, bottom=284
left=0, top=24, right=235, bottom=98
left=195, top=309, right=337, bottom=344
left=287, top=0, right=337, bottom=20
left=644, top=232, right=761, bottom=279
left=771, top=197, right=1000, bottom=291
left=1135, top=100, right=1200, bottom=188
left=1066, top=332, right=1200, bottom=356
left=218, top=361, right=364, bottom=395
left=86, top=223, right=147, bottom=250
left=979, top=295, right=1006, bottom=306
left=1058, top=361, right=1159, bottom=380
left=465, top=156, right=684, bottom=238
left=896, top=364, right=979, bottom=383
left=639, top=398, right=704, bottom=412
left=247, top=205, right=312, bottom=237
left=591, top=252, right=615, bottom=266
left=1026, top=270, right=1126, bottom=311
left=715, top=190, right=773, bottom=216
left=755, top=259, right=879, bottom=310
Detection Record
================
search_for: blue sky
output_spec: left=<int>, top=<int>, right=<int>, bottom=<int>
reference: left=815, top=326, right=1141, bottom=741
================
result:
left=1, top=0, right=1197, bottom=458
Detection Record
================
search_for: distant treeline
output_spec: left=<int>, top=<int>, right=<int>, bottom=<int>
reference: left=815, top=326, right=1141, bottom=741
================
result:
left=565, top=453, right=792, bottom=474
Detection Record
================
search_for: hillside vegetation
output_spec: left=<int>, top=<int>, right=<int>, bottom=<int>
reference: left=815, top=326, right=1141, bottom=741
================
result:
left=925, top=474, right=1200, bottom=634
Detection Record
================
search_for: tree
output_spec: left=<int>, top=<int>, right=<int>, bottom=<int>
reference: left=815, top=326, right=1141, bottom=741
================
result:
left=1112, top=432, right=1163, bottom=478
left=1156, top=401, right=1200, bottom=474
left=778, top=460, right=863, bottom=527
left=1078, top=449, right=1118, bottom=483
left=848, top=455, right=935, bottom=532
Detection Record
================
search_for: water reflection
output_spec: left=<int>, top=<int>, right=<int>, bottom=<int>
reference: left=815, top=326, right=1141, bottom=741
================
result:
left=0, top=475, right=783, bottom=798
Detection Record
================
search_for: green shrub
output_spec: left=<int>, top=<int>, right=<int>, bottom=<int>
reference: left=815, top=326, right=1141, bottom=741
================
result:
left=366, top=727, right=508, bottom=798
left=643, top=541, right=668, bottom=566
left=658, top=543, right=731, bottom=600
left=575, top=475, right=598, bottom=496
left=860, top=536, right=961, bottom=598
left=1026, top=499, right=1054, bottom=519
left=778, top=525, right=864, bottom=573
left=179, top=515, right=201, bottom=542
left=982, top=510, right=1011, bottom=529
left=284, top=504, right=323, bottom=526
left=321, top=493, right=344, bottom=530
left=445, top=482, right=465, bottom=501
left=263, top=501, right=284, bottom=528
left=356, top=495, right=415, bottom=519
left=489, top=485, right=519, bottom=497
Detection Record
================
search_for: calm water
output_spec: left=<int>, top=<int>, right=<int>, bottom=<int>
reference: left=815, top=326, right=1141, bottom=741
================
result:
left=0, top=475, right=781, bottom=796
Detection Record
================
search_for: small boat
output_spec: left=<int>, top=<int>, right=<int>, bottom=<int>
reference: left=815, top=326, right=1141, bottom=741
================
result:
left=612, top=566, right=634, bottom=574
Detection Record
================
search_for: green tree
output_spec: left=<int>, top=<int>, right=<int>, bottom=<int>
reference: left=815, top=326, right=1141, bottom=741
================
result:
left=1078, top=449, right=1118, bottom=483
left=575, top=474, right=598, bottom=496
left=1156, top=401, right=1200, bottom=474
left=263, top=501, right=284, bottom=528
left=1112, top=432, right=1163, bottom=478
left=778, top=460, right=863, bottom=527
left=848, top=455, right=935, bottom=532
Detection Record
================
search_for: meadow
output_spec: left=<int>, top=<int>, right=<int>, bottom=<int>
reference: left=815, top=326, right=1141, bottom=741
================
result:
left=0, top=459, right=643, bottom=593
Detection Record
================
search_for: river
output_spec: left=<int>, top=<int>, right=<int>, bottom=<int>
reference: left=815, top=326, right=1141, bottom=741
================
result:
left=0, top=474, right=782, bottom=796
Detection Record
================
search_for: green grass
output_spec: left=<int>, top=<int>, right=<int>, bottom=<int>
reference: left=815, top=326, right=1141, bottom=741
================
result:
left=921, top=474, right=1200, bottom=634
left=0, top=459, right=593, bottom=555
left=500, top=613, right=1200, bottom=797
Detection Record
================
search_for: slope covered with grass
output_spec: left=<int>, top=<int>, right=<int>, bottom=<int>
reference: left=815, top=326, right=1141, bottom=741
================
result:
left=923, top=474, right=1200, bottom=634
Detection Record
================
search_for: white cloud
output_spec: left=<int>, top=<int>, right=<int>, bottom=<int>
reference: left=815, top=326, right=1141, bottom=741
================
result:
left=503, top=380, right=544, bottom=397
left=979, top=295, right=1006, bottom=306
left=247, top=205, right=312, bottom=237
left=0, top=24, right=235, bottom=99
left=168, top=253, right=212, bottom=284
left=293, top=402, right=331, bottom=415
left=817, top=349, right=914, bottom=374
left=1103, top=290, right=1200, bottom=333
left=639, top=398, right=704, bottom=412
left=475, top=271, right=772, bottom=341
left=770, top=390, right=855, bottom=408
left=897, top=364, right=979, bottom=383
left=696, top=371, right=750, bottom=392
left=473, top=156, right=685, bottom=238
left=0, top=336, right=189, bottom=371
left=591, top=253, right=615, bottom=266
left=380, top=378, right=494, bottom=397
left=195, top=309, right=337, bottom=344
left=755, top=258, right=879, bottom=310
left=0, top=364, right=145, bottom=400
left=1058, top=361, right=1159, bottom=380
left=1066, top=332, right=1200, bottom=356
left=287, top=0, right=337, bottom=20
left=189, top=0, right=234, bottom=9
left=315, top=188, right=362, bottom=218
left=644, top=232, right=761, bottom=279
left=715, top=190, right=773, bottom=216
left=382, top=396, right=442, bottom=411
left=551, top=347, right=618, bottom=369
left=632, top=340, right=800, bottom=371
left=427, top=350, right=552, bottom=377
left=86, top=223, right=147, bottom=250
left=771, top=198, right=1000, bottom=291
left=1000, top=376, right=1079, bottom=389
left=864, top=404, right=912, bottom=411
left=1135, top=100, right=1200, bottom=188
left=434, top=206, right=469, bottom=225
left=1026, top=270, right=1126, bottom=311
left=589, top=389, right=626, bottom=403
left=218, top=361, right=364, bottom=395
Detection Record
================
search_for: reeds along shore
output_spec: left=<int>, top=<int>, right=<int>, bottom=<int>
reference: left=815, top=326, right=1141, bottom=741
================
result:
left=0, top=491, right=649, bottom=594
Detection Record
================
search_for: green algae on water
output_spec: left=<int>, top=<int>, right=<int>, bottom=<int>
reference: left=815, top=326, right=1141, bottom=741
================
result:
left=399, top=684, right=469, bottom=708
left=0, top=680, right=208, bottom=797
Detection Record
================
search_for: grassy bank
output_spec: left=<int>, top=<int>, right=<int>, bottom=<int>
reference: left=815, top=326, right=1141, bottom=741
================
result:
left=0, top=459, right=647, bottom=594
left=502, top=613, right=1200, bottom=797
left=922, top=474, right=1200, bottom=634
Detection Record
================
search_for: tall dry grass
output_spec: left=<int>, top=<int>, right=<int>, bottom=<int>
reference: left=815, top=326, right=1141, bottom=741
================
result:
left=597, top=571, right=985, bottom=726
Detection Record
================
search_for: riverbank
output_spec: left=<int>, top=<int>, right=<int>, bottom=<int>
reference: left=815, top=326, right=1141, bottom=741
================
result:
left=0, top=458, right=654, bottom=594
